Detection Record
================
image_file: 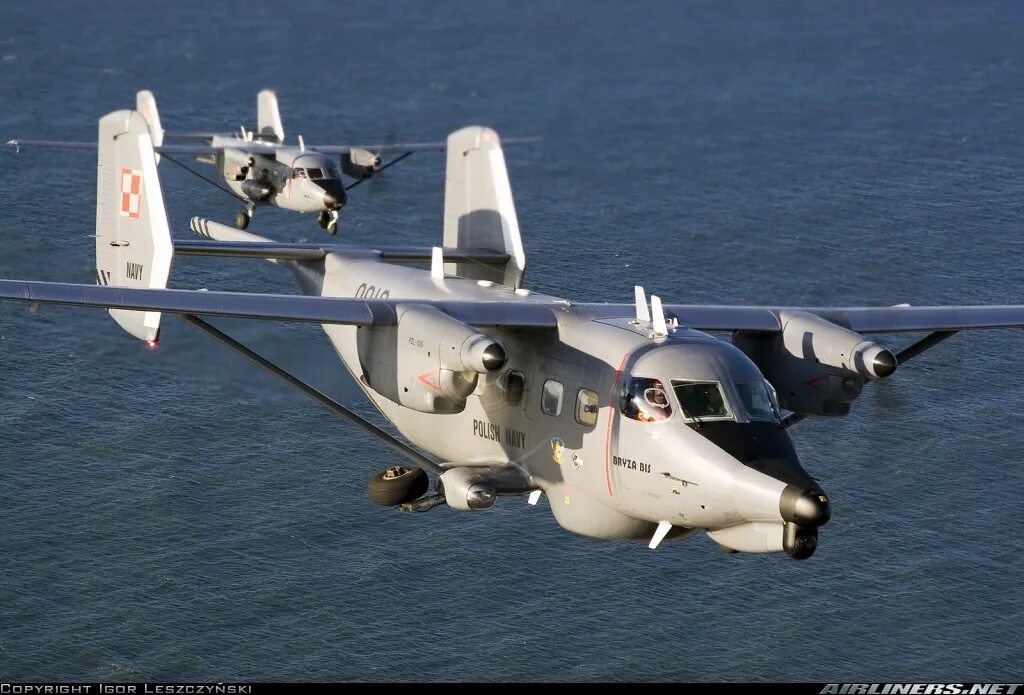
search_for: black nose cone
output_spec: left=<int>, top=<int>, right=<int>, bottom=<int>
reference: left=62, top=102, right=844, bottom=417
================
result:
left=780, top=485, right=831, bottom=527
left=481, top=343, right=507, bottom=372
left=873, top=349, right=897, bottom=378
left=319, top=180, right=347, bottom=209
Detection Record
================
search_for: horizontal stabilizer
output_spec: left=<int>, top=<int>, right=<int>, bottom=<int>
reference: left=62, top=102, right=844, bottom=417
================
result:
left=176, top=239, right=512, bottom=265
left=175, top=240, right=327, bottom=261
left=185, top=217, right=511, bottom=264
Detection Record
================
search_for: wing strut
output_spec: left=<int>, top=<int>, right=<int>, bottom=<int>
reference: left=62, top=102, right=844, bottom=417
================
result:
left=344, top=151, right=414, bottom=191
left=782, top=330, right=960, bottom=429
left=180, top=314, right=443, bottom=475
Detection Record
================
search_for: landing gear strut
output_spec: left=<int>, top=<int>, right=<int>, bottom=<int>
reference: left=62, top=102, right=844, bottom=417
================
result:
left=317, top=210, right=339, bottom=235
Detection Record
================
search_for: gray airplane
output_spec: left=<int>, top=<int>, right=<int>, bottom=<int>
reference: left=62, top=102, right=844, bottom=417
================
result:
left=8, top=90, right=459, bottom=234
left=2, top=107, right=1023, bottom=560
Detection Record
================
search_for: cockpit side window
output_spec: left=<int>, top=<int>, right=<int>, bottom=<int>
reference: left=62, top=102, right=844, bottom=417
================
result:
left=293, top=168, right=308, bottom=179
left=671, top=380, right=733, bottom=421
left=541, top=379, right=563, bottom=416
left=735, top=381, right=779, bottom=422
left=620, top=377, right=672, bottom=423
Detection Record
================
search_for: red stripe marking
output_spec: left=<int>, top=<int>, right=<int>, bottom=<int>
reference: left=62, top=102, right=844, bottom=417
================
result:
left=604, top=351, right=630, bottom=496
left=131, top=174, right=141, bottom=195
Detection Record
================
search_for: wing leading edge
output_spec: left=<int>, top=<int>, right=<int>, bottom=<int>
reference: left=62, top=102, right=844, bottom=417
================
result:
left=576, top=303, right=1024, bottom=334
left=0, top=280, right=560, bottom=329
left=4, top=280, right=1023, bottom=336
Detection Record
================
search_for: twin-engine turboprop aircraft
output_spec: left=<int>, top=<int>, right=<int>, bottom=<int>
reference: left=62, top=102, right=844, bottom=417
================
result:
left=2, top=108, right=1023, bottom=559
left=8, top=90, right=487, bottom=234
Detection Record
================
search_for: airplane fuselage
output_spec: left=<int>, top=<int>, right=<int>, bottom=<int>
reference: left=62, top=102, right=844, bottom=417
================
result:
left=283, top=251, right=828, bottom=556
left=215, top=144, right=346, bottom=215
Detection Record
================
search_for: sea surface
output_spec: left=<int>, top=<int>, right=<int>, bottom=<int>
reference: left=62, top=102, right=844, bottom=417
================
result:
left=0, top=0, right=1022, bottom=682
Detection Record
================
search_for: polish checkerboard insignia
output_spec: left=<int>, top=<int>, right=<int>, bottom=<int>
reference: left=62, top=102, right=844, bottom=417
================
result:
left=120, top=167, right=142, bottom=219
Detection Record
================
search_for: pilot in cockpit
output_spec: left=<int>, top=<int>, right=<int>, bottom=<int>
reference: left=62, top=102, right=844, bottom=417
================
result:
left=637, top=382, right=671, bottom=423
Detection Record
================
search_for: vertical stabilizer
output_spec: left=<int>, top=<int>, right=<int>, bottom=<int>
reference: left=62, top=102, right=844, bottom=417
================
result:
left=257, top=89, right=285, bottom=143
left=442, top=126, right=526, bottom=288
left=135, top=90, right=163, bottom=151
left=95, top=110, right=173, bottom=342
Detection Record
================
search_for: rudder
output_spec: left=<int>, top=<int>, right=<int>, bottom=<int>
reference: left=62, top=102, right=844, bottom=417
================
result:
left=135, top=90, right=164, bottom=151
left=257, top=90, right=284, bottom=143
left=442, top=127, right=525, bottom=288
left=95, top=110, right=173, bottom=342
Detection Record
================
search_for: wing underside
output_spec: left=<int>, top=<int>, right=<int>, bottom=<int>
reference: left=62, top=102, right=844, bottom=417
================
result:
left=3, top=280, right=1024, bottom=336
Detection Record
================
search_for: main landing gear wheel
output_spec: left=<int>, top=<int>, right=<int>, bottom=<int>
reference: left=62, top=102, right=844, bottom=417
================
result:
left=367, top=466, right=429, bottom=507
left=235, top=211, right=251, bottom=230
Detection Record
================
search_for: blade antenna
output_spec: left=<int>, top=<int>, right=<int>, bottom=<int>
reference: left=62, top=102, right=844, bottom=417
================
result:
left=632, top=285, right=651, bottom=324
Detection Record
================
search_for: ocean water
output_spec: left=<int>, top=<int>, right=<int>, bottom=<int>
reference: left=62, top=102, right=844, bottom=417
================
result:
left=0, top=0, right=1022, bottom=682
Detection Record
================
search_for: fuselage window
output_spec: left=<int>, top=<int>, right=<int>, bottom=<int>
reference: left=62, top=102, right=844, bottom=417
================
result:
left=541, top=379, right=564, bottom=416
left=620, top=377, right=672, bottom=423
left=735, top=381, right=779, bottom=422
left=504, top=370, right=525, bottom=406
left=671, top=380, right=733, bottom=421
left=575, top=389, right=599, bottom=427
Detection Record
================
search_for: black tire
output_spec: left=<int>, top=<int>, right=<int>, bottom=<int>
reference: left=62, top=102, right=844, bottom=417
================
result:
left=367, top=466, right=429, bottom=507
left=317, top=212, right=330, bottom=229
left=235, top=212, right=251, bottom=230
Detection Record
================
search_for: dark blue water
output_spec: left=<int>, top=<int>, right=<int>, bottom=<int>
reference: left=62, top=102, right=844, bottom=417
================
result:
left=1, top=0, right=1022, bottom=682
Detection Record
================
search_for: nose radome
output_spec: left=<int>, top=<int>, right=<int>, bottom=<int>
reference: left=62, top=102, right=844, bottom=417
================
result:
left=779, top=485, right=831, bottom=527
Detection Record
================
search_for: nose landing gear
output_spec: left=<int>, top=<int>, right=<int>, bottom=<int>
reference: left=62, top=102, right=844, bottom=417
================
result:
left=317, top=209, right=339, bottom=235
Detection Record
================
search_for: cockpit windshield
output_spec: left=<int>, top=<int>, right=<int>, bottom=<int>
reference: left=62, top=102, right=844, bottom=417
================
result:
left=306, top=167, right=325, bottom=180
left=671, top=380, right=733, bottom=421
left=735, top=381, right=780, bottom=422
left=620, top=377, right=672, bottom=423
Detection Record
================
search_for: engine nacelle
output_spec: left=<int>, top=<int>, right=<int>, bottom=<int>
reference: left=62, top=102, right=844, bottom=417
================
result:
left=357, top=305, right=507, bottom=414
left=341, top=148, right=382, bottom=180
left=218, top=147, right=255, bottom=181
left=240, top=178, right=273, bottom=200
left=733, top=311, right=896, bottom=417
left=439, top=467, right=498, bottom=511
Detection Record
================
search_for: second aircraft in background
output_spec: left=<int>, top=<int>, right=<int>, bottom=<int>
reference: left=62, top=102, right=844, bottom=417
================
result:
left=9, top=90, right=535, bottom=234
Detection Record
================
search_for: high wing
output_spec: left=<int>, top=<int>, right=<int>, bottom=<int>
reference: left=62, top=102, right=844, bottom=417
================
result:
left=300, top=135, right=541, bottom=155
left=573, top=302, right=1024, bottom=334
left=7, top=138, right=96, bottom=151
left=9, top=136, right=540, bottom=156
left=6, top=140, right=442, bottom=156
left=0, top=280, right=560, bottom=329
left=7, top=283, right=1023, bottom=337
